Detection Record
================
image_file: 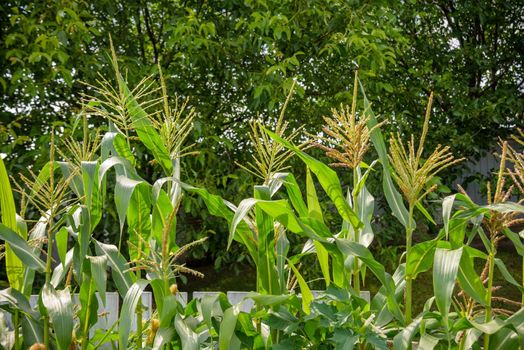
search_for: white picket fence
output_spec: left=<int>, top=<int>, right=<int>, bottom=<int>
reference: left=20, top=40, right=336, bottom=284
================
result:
left=1, top=290, right=370, bottom=333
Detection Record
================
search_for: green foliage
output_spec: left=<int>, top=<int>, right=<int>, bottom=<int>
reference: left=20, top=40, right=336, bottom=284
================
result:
left=3, top=0, right=522, bottom=263
left=0, top=33, right=524, bottom=349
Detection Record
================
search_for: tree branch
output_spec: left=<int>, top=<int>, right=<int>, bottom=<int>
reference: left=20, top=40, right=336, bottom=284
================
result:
left=143, top=2, right=159, bottom=63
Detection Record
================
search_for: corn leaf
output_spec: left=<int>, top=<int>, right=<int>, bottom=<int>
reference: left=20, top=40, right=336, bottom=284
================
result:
left=0, top=157, right=25, bottom=290
left=306, top=168, right=324, bottom=223
left=218, top=304, right=241, bottom=350
left=265, top=128, right=362, bottom=229
left=117, top=76, right=173, bottom=174
left=98, top=156, right=141, bottom=187
left=288, top=259, right=314, bottom=314
left=113, top=132, right=136, bottom=165
left=175, top=314, right=200, bottom=350
left=488, top=308, right=524, bottom=349
left=181, top=183, right=257, bottom=263
left=51, top=248, right=73, bottom=288
left=94, top=240, right=135, bottom=297
left=0, top=224, right=45, bottom=273
left=336, top=239, right=403, bottom=321
left=0, top=288, right=44, bottom=345
left=42, top=283, right=74, bottom=350
left=229, top=198, right=258, bottom=250
left=358, top=79, right=411, bottom=228
left=457, top=247, right=487, bottom=306
left=81, top=161, right=102, bottom=228
left=494, top=258, right=524, bottom=292
left=119, top=279, right=149, bottom=349
left=55, top=227, right=68, bottom=266
left=393, top=317, right=422, bottom=350
left=279, top=173, right=307, bottom=217
left=126, top=184, right=152, bottom=260
left=314, top=241, right=331, bottom=287
left=433, top=247, right=462, bottom=327
left=405, top=240, right=437, bottom=279
left=254, top=185, right=280, bottom=295
left=115, top=175, right=145, bottom=233
left=152, top=327, right=175, bottom=350
left=442, top=194, right=456, bottom=238
left=87, top=255, right=108, bottom=306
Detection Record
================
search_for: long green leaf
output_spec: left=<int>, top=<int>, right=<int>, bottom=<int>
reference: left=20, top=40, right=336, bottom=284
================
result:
left=152, top=327, right=175, bottom=350
left=306, top=168, right=323, bottom=222
left=336, top=239, right=403, bottom=321
left=0, top=224, right=45, bottom=272
left=494, top=258, right=524, bottom=292
left=433, top=247, right=462, bottom=327
left=98, top=156, right=141, bottom=187
left=51, top=248, right=73, bottom=288
left=280, top=173, right=307, bottom=217
left=94, top=241, right=135, bottom=297
left=113, top=132, right=136, bottom=165
left=0, top=289, right=45, bottom=345
left=81, top=161, right=102, bottom=228
left=117, top=75, right=173, bottom=174
left=418, top=334, right=439, bottom=349
left=265, top=128, right=362, bottom=229
left=174, top=314, right=200, bottom=350
left=115, top=175, right=144, bottom=233
left=393, top=317, right=422, bottom=350
left=256, top=200, right=331, bottom=243
left=119, top=279, right=149, bottom=349
left=352, top=160, right=378, bottom=199
left=405, top=240, right=437, bottom=279
left=55, top=226, right=68, bottom=267
left=181, top=183, right=257, bottom=262
left=314, top=241, right=331, bottom=287
left=229, top=198, right=258, bottom=250
left=42, top=283, right=73, bottom=350
left=71, top=205, right=90, bottom=268
left=87, top=255, right=108, bottom=306
left=218, top=304, right=241, bottom=350
left=358, top=79, right=411, bottom=228
left=254, top=185, right=279, bottom=295
left=126, top=184, right=152, bottom=260
left=288, top=259, right=313, bottom=314
left=0, top=156, right=25, bottom=290
left=442, top=194, right=456, bottom=238
left=488, top=308, right=524, bottom=349
left=355, top=167, right=375, bottom=247
left=501, top=228, right=524, bottom=256
left=457, top=247, right=486, bottom=306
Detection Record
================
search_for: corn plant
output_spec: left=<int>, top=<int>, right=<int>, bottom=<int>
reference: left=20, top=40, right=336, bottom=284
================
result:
left=312, top=72, right=384, bottom=294
left=388, top=92, right=463, bottom=324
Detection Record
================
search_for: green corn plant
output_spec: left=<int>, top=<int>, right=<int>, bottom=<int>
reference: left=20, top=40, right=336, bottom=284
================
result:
left=85, top=42, right=207, bottom=348
left=387, top=136, right=524, bottom=348
left=54, top=118, right=114, bottom=348
left=451, top=141, right=524, bottom=349
left=388, top=92, right=463, bottom=324
left=85, top=44, right=159, bottom=347
left=313, top=71, right=383, bottom=294
left=392, top=187, right=524, bottom=348
left=222, top=83, right=308, bottom=300
left=259, top=78, right=410, bottom=337
left=264, top=127, right=405, bottom=329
